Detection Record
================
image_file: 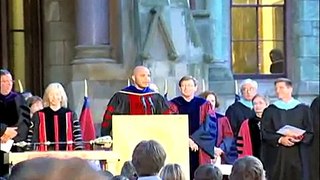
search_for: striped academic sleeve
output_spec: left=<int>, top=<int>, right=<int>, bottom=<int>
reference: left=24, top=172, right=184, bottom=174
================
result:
left=72, top=111, right=84, bottom=150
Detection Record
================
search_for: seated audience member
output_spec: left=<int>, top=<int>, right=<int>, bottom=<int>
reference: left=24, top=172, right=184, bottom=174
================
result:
left=26, top=96, right=44, bottom=117
left=132, top=140, right=166, bottom=179
left=31, top=83, right=83, bottom=151
left=236, top=94, right=269, bottom=160
left=9, top=157, right=105, bottom=180
left=194, top=164, right=223, bottom=180
left=199, top=91, right=237, bottom=164
left=100, top=170, right=114, bottom=179
left=229, top=156, right=265, bottom=180
left=121, top=161, right=137, bottom=179
left=159, top=163, right=185, bottom=180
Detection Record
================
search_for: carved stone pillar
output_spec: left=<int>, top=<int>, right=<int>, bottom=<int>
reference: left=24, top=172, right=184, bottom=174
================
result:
left=73, top=0, right=115, bottom=63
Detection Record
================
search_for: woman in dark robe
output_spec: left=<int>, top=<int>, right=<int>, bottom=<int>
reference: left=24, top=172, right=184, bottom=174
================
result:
left=32, top=83, right=83, bottom=151
left=236, top=94, right=269, bottom=160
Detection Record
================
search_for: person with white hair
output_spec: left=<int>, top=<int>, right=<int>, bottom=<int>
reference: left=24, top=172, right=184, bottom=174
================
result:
left=225, top=79, right=257, bottom=135
left=31, top=82, right=84, bottom=151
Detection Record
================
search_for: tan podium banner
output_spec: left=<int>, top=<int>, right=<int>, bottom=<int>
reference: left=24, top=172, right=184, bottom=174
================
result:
left=112, top=115, right=189, bottom=179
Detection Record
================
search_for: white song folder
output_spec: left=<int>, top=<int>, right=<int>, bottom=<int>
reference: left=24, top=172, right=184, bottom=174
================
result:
left=276, top=125, right=306, bottom=136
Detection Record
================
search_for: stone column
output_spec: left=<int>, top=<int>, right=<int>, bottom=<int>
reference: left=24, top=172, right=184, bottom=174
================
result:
left=291, top=0, right=319, bottom=100
left=73, top=0, right=115, bottom=63
left=206, top=0, right=234, bottom=98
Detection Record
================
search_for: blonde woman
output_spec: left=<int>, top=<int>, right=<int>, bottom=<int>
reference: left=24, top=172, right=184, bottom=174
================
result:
left=159, top=164, right=185, bottom=180
left=31, top=83, right=83, bottom=151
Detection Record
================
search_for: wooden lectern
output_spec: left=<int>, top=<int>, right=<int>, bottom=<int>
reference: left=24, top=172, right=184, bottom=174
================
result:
left=112, top=115, right=190, bottom=179
left=5, top=151, right=120, bottom=174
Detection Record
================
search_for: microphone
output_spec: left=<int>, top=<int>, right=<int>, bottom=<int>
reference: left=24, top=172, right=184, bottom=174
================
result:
left=141, top=96, right=147, bottom=114
left=147, top=97, right=155, bottom=114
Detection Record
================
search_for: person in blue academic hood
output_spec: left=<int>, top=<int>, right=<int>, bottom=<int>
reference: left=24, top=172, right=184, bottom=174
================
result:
left=225, top=79, right=257, bottom=135
left=100, top=66, right=171, bottom=136
left=261, top=78, right=313, bottom=180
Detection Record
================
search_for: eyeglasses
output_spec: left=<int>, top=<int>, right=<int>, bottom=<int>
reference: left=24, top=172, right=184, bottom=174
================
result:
left=241, top=87, right=255, bottom=92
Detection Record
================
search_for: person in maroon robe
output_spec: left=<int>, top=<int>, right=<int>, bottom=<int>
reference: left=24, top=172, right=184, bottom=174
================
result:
left=169, top=76, right=215, bottom=179
left=199, top=91, right=237, bottom=164
left=236, top=94, right=269, bottom=160
left=100, top=66, right=171, bottom=136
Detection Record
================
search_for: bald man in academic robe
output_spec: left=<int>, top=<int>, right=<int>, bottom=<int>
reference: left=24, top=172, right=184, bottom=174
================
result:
left=100, top=66, right=171, bottom=136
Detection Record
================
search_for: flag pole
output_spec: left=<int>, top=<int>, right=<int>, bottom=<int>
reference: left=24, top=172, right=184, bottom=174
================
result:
left=234, top=80, right=238, bottom=95
left=84, top=79, right=88, bottom=98
left=202, top=78, right=206, bottom=92
left=17, top=79, right=23, bottom=93
left=164, top=78, right=168, bottom=95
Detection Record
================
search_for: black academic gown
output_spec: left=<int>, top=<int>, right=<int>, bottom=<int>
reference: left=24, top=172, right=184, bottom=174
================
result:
left=310, top=96, right=319, bottom=180
left=0, top=91, right=30, bottom=176
left=169, top=96, right=212, bottom=180
left=261, top=104, right=313, bottom=180
left=101, top=86, right=170, bottom=136
left=32, top=107, right=84, bottom=151
left=225, top=101, right=255, bottom=135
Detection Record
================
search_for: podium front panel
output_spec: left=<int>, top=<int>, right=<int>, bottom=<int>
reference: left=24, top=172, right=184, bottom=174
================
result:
left=112, top=115, right=189, bottom=179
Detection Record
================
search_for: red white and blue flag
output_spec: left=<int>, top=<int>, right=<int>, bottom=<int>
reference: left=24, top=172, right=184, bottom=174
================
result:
left=79, top=96, right=96, bottom=150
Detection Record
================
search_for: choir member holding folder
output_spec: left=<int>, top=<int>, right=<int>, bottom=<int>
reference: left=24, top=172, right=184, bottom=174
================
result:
left=261, top=78, right=313, bottom=180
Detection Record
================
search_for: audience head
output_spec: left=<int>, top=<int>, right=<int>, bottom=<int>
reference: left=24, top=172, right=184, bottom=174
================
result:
left=132, top=66, right=151, bottom=90
left=199, top=91, right=220, bottom=109
left=194, top=164, right=223, bottom=180
left=120, top=161, right=137, bottom=179
left=43, top=82, right=68, bottom=108
left=159, top=163, right=185, bottom=180
left=132, top=140, right=166, bottom=177
left=111, top=175, right=129, bottom=180
left=252, top=94, right=269, bottom=118
left=99, top=170, right=114, bottom=179
left=240, top=79, right=258, bottom=101
left=9, top=157, right=105, bottom=180
left=274, top=78, right=293, bottom=100
left=0, top=69, right=13, bottom=96
left=178, top=76, right=198, bottom=99
left=27, top=96, right=44, bottom=115
left=229, top=156, right=265, bottom=180
left=121, top=161, right=137, bottom=179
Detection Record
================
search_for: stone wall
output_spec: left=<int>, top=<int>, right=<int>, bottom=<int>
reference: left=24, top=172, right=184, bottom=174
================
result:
left=291, top=0, right=319, bottom=103
left=42, top=0, right=75, bottom=85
